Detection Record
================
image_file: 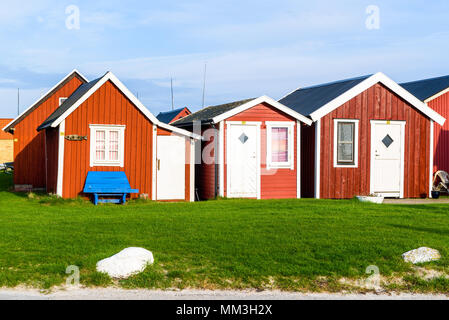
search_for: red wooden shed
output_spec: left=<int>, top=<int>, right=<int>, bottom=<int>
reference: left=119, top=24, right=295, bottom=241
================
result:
left=2, top=70, right=88, bottom=191
left=280, top=72, right=445, bottom=199
left=35, top=71, right=200, bottom=201
left=173, top=96, right=312, bottom=200
left=401, top=75, right=449, bottom=176
left=157, top=107, right=191, bottom=124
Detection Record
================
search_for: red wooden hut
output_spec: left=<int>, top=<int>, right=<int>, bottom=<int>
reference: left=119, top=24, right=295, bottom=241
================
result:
left=280, top=72, right=445, bottom=199
left=157, top=107, right=191, bottom=124
left=401, top=75, right=449, bottom=176
left=173, top=96, right=312, bottom=200
left=2, top=70, right=88, bottom=191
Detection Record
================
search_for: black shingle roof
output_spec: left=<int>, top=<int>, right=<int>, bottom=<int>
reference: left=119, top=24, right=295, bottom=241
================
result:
left=400, top=75, right=449, bottom=101
left=37, top=76, right=103, bottom=131
left=172, top=98, right=255, bottom=127
left=156, top=107, right=188, bottom=124
left=279, top=75, right=372, bottom=116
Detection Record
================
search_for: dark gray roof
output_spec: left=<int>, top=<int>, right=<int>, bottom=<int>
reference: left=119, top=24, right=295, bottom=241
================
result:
left=37, top=76, right=103, bottom=131
left=156, top=107, right=189, bottom=124
left=279, top=75, right=372, bottom=116
left=172, top=98, right=255, bottom=127
left=400, top=75, right=449, bottom=101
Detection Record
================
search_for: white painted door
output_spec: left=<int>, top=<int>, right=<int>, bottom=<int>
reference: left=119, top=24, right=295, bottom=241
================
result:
left=227, top=123, right=259, bottom=198
left=157, top=135, right=185, bottom=200
left=371, top=121, right=405, bottom=197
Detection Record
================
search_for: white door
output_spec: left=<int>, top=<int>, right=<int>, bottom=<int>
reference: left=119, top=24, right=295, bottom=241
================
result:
left=157, top=135, right=185, bottom=200
left=370, top=121, right=405, bottom=198
left=227, top=123, right=259, bottom=198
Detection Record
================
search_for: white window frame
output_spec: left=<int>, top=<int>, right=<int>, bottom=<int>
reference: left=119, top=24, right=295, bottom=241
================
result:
left=266, top=121, right=295, bottom=170
left=89, top=124, right=126, bottom=167
left=333, top=119, right=359, bottom=168
left=59, top=97, right=68, bottom=106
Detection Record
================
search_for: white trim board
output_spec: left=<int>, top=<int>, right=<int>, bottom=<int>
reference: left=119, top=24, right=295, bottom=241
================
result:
left=46, top=71, right=201, bottom=140
left=309, top=72, right=446, bottom=126
left=190, top=138, right=195, bottom=202
left=56, top=120, right=66, bottom=197
left=3, top=69, right=88, bottom=132
left=296, top=121, right=301, bottom=199
left=315, top=120, right=321, bottom=199
left=429, top=120, right=434, bottom=198
left=212, top=96, right=312, bottom=126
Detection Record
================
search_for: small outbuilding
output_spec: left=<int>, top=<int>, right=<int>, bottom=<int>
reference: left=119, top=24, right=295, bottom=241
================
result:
left=157, top=107, right=191, bottom=124
left=173, top=96, right=312, bottom=200
left=280, top=73, right=445, bottom=199
left=401, top=75, right=449, bottom=175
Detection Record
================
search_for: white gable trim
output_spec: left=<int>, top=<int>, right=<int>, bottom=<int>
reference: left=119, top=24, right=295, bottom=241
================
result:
left=424, top=87, right=449, bottom=104
left=3, top=69, right=88, bottom=132
left=212, top=95, right=313, bottom=126
left=49, top=72, right=201, bottom=140
left=309, top=72, right=446, bottom=126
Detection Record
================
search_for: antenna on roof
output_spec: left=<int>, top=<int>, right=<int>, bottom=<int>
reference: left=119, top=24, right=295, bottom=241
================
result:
left=17, top=88, right=20, bottom=116
left=202, top=62, right=207, bottom=108
left=170, top=77, right=174, bottom=110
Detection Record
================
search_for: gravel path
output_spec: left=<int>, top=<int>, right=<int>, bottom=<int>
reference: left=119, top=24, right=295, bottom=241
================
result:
left=0, top=288, right=447, bottom=300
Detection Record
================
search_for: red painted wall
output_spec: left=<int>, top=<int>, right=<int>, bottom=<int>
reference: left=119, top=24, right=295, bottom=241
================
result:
left=45, top=128, right=59, bottom=194
left=62, top=80, right=154, bottom=198
left=301, top=123, right=315, bottom=198
left=427, top=92, right=449, bottom=174
left=223, top=102, right=298, bottom=199
left=319, top=83, right=430, bottom=199
left=12, top=74, right=84, bottom=188
left=197, top=125, right=216, bottom=200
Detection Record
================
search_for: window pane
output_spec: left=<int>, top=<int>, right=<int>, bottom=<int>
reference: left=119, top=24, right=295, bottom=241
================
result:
left=95, top=130, right=105, bottom=161
left=96, top=150, right=105, bottom=160
left=271, top=127, right=288, bottom=163
left=339, top=123, right=354, bottom=142
left=109, top=151, right=119, bottom=160
left=338, top=143, right=353, bottom=162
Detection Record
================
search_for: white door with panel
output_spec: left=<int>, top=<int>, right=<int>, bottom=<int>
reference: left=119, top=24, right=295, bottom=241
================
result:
left=370, top=121, right=405, bottom=198
left=227, top=123, right=260, bottom=198
left=157, top=135, right=185, bottom=200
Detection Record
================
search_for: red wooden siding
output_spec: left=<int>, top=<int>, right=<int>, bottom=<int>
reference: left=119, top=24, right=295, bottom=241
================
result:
left=197, top=125, right=216, bottom=200
left=13, top=75, right=84, bottom=188
left=170, top=108, right=191, bottom=124
left=319, top=83, right=430, bottom=199
left=62, top=80, right=154, bottom=198
left=45, top=128, right=59, bottom=194
left=427, top=92, right=449, bottom=173
left=0, top=119, right=13, bottom=139
left=301, top=123, right=315, bottom=198
left=223, top=102, right=298, bottom=199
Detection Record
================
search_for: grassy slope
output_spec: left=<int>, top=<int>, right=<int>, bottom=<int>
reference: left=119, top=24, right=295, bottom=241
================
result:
left=0, top=174, right=448, bottom=292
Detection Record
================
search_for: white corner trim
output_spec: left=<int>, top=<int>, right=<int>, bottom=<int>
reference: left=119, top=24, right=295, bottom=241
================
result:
left=315, top=119, right=321, bottom=199
left=152, top=125, right=157, bottom=201
left=212, top=95, right=312, bottom=126
left=218, top=121, right=224, bottom=197
left=59, top=97, right=68, bottom=106
left=310, top=72, right=446, bottom=126
left=333, top=119, right=359, bottom=168
left=3, top=69, right=88, bottom=132
left=296, top=121, right=301, bottom=199
left=56, top=120, right=65, bottom=197
left=190, top=138, right=195, bottom=202
left=429, top=120, right=434, bottom=198
left=89, top=124, right=126, bottom=167
left=265, top=121, right=295, bottom=170
left=48, top=71, right=201, bottom=140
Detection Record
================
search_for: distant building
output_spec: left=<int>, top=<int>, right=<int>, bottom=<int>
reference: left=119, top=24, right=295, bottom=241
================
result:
left=156, top=107, right=191, bottom=124
left=0, top=119, right=14, bottom=164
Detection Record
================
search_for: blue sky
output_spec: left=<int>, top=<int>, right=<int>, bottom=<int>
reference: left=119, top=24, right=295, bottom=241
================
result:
left=1, top=0, right=449, bottom=118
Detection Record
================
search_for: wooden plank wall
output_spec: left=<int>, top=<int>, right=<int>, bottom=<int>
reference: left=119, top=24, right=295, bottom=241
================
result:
left=428, top=92, right=449, bottom=173
left=319, top=83, right=430, bottom=199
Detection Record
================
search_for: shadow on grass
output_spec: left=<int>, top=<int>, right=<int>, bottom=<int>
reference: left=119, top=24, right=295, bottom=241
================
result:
left=387, top=223, right=449, bottom=236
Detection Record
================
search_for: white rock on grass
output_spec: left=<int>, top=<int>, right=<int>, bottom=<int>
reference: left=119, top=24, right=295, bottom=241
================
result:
left=96, top=247, right=154, bottom=279
left=402, top=247, right=441, bottom=264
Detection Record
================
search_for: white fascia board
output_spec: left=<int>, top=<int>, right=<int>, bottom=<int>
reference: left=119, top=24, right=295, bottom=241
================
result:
left=3, top=69, right=88, bottom=132
left=310, top=72, right=446, bottom=126
left=211, top=96, right=313, bottom=126
left=50, top=71, right=202, bottom=140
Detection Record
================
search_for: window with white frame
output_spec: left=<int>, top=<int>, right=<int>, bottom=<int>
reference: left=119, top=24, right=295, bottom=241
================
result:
left=333, top=119, right=359, bottom=167
left=89, top=125, right=125, bottom=167
left=266, top=122, right=294, bottom=169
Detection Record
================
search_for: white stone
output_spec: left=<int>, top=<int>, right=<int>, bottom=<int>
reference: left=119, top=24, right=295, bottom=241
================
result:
left=356, top=196, right=384, bottom=204
left=96, top=247, right=154, bottom=279
left=402, top=247, right=441, bottom=264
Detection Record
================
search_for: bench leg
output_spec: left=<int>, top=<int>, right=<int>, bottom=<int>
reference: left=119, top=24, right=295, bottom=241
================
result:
left=94, top=193, right=98, bottom=205
left=122, top=194, right=126, bottom=204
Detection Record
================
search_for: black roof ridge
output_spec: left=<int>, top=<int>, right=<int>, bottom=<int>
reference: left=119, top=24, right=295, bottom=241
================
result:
left=297, top=74, right=373, bottom=91
left=400, top=74, right=449, bottom=85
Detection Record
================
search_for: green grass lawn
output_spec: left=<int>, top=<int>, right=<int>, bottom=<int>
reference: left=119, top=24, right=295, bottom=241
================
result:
left=0, top=173, right=448, bottom=292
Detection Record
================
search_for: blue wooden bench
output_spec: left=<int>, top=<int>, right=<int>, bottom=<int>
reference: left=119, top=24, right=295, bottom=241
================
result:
left=83, top=171, right=139, bottom=205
